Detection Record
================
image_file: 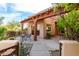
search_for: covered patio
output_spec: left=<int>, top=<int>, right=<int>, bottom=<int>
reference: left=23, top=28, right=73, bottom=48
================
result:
left=20, top=7, right=67, bottom=41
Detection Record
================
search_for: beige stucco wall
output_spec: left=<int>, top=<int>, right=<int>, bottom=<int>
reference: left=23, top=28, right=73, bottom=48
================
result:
left=27, top=18, right=55, bottom=39
left=36, top=17, right=56, bottom=39
left=44, top=16, right=58, bottom=37
left=26, top=15, right=59, bottom=39
left=60, top=40, right=79, bottom=56
left=37, top=20, right=45, bottom=39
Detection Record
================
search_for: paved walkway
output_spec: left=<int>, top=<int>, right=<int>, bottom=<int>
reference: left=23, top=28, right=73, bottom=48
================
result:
left=30, top=38, right=59, bottom=56
left=16, top=36, right=60, bottom=56
left=30, top=40, right=50, bottom=56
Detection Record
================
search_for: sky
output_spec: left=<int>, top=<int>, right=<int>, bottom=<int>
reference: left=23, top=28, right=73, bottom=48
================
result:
left=0, top=0, right=53, bottom=25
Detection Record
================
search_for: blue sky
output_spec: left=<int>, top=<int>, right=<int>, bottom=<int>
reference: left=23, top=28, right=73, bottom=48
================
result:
left=0, top=0, right=52, bottom=25
left=0, top=3, right=34, bottom=25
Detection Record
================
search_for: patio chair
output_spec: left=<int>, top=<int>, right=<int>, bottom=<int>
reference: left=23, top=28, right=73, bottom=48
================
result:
left=26, top=34, right=31, bottom=41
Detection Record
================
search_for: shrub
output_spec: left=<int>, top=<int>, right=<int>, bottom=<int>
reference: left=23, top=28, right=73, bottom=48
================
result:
left=0, top=36, right=8, bottom=41
left=0, top=26, right=7, bottom=36
left=57, top=10, right=79, bottom=41
left=6, top=31, right=16, bottom=37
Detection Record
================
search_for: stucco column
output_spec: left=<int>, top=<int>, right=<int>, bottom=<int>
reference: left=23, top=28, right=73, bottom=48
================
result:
left=34, top=20, right=37, bottom=41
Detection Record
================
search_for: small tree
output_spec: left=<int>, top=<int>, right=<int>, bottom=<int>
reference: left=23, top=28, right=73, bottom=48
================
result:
left=6, top=20, right=20, bottom=31
left=57, top=10, right=79, bottom=41
left=53, top=3, right=79, bottom=41
left=0, top=26, right=7, bottom=36
left=5, top=20, right=21, bottom=37
left=0, top=26, right=7, bottom=40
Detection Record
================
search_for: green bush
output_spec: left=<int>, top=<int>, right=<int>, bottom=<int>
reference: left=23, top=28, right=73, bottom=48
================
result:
left=0, top=37, right=3, bottom=40
left=57, top=10, right=79, bottom=41
left=0, top=26, right=7, bottom=36
left=6, top=31, right=16, bottom=37
left=53, top=3, right=79, bottom=41
left=0, top=36, right=8, bottom=41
